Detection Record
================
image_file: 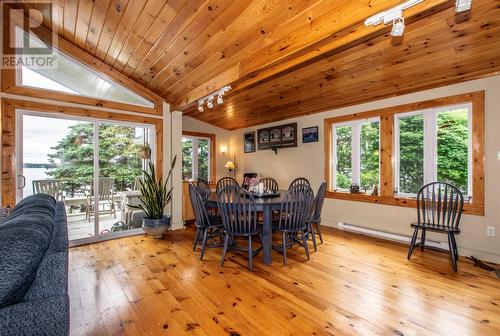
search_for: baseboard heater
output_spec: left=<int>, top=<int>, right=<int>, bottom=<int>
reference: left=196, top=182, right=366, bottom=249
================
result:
left=337, top=222, right=449, bottom=250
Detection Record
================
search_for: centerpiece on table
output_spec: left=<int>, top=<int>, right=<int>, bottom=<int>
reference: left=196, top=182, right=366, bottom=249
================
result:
left=128, top=156, right=176, bottom=238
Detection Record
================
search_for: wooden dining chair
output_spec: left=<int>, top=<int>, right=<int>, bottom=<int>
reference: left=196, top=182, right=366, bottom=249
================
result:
left=273, top=185, right=314, bottom=265
left=197, top=178, right=217, bottom=216
left=196, top=178, right=211, bottom=201
left=306, top=181, right=327, bottom=251
left=288, top=177, right=311, bottom=190
left=217, top=185, right=262, bottom=271
left=260, top=177, right=279, bottom=192
left=188, top=182, right=224, bottom=260
left=216, top=177, right=239, bottom=193
left=407, top=182, right=464, bottom=272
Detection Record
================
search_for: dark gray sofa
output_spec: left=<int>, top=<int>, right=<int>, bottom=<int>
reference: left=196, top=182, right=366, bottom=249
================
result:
left=0, top=194, right=69, bottom=336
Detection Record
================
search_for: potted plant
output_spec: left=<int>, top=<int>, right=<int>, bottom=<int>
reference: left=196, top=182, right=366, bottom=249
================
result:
left=129, top=156, right=176, bottom=238
left=138, top=144, right=152, bottom=160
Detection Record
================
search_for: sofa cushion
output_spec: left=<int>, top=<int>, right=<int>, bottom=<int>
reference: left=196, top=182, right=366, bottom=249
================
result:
left=8, top=194, right=56, bottom=218
left=47, top=203, right=69, bottom=254
left=0, top=295, right=69, bottom=336
left=0, top=216, right=53, bottom=242
left=22, top=252, right=67, bottom=302
left=0, top=226, right=51, bottom=308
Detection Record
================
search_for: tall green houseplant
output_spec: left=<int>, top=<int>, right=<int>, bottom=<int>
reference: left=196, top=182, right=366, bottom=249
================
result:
left=129, top=156, right=177, bottom=238
left=131, top=155, right=177, bottom=219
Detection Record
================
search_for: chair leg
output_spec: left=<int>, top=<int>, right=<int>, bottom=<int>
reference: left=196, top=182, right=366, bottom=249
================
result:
left=407, top=227, right=419, bottom=260
left=315, top=222, right=324, bottom=244
left=248, top=236, right=253, bottom=271
left=282, top=232, right=287, bottom=265
left=193, top=228, right=200, bottom=251
left=302, top=231, right=310, bottom=260
left=310, top=224, right=317, bottom=252
left=451, top=234, right=459, bottom=262
left=420, top=228, right=426, bottom=251
left=448, top=233, right=458, bottom=272
left=221, top=234, right=229, bottom=267
left=200, top=229, right=208, bottom=261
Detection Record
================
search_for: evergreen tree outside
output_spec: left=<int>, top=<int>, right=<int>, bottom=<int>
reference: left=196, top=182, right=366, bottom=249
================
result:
left=398, top=114, right=424, bottom=194
left=437, top=109, right=469, bottom=194
left=333, top=108, right=469, bottom=195
left=335, top=125, right=352, bottom=189
left=182, top=137, right=210, bottom=181
left=360, top=121, right=380, bottom=189
left=182, top=137, right=193, bottom=180
left=46, top=123, right=145, bottom=196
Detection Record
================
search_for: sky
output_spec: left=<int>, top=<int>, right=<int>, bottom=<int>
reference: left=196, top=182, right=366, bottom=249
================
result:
left=23, top=114, right=84, bottom=164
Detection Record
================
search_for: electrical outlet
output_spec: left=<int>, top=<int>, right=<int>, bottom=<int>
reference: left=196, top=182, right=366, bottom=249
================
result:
left=486, top=227, right=495, bottom=237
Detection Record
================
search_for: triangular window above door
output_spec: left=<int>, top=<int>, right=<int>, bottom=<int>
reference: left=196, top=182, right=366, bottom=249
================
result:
left=16, top=28, right=154, bottom=108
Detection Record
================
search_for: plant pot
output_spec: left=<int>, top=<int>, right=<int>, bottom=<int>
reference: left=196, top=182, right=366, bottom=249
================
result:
left=142, top=215, right=171, bottom=238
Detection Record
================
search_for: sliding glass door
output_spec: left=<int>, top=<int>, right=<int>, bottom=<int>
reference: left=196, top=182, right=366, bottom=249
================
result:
left=17, top=110, right=154, bottom=243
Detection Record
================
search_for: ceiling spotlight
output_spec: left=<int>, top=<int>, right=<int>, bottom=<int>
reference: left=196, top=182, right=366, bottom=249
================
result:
left=391, top=17, right=405, bottom=37
left=197, top=99, right=204, bottom=112
left=217, top=93, right=223, bottom=105
left=365, top=0, right=422, bottom=36
left=455, top=0, right=472, bottom=12
left=207, top=96, right=214, bottom=109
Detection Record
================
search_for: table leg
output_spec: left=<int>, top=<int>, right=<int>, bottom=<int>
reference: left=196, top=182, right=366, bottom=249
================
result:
left=262, top=206, right=272, bottom=265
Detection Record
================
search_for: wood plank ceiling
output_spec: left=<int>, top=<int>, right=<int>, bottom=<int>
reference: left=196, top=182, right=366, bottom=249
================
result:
left=19, top=0, right=500, bottom=129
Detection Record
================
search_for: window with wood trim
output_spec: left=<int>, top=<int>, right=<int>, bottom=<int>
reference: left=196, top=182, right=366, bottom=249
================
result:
left=324, top=92, right=484, bottom=216
left=1, top=12, right=162, bottom=115
left=182, top=131, right=216, bottom=183
left=332, top=118, right=380, bottom=192
left=395, top=104, right=472, bottom=197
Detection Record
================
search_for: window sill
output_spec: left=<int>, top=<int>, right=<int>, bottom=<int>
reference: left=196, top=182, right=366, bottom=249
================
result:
left=325, top=191, right=484, bottom=216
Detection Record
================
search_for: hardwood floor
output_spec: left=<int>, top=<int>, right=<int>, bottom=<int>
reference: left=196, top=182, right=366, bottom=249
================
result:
left=69, top=226, right=500, bottom=336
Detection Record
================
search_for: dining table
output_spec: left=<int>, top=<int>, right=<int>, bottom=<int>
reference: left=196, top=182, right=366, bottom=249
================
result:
left=206, top=190, right=287, bottom=265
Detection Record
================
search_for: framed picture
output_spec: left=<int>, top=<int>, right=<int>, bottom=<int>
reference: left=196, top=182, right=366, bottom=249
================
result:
left=281, top=124, right=296, bottom=143
left=257, top=129, right=270, bottom=149
left=302, top=126, right=319, bottom=143
left=244, top=131, right=256, bottom=153
left=270, top=128, right=281, bottom=143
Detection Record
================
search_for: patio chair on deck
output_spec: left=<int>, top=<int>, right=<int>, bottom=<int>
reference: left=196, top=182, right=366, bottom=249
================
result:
left=33, top=179, right=65, bottom=202
left=86, top=177, right=116, bottom=221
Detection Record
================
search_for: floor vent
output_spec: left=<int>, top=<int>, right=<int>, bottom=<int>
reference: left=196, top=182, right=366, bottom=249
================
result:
left=337, top=222, right=449, bottom=250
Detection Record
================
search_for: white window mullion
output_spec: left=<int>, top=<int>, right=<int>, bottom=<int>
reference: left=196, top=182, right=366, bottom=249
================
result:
left=351, top=122, right=361, bottom=185
left=93, top=122, right=100, bottom=236
left=423, top=111, right=437, bottom=185
left=332, top=125, right=338, bottom=189
left=192, top=138, right=199, bottom=180
left=467, top=106, right=473, bottom=198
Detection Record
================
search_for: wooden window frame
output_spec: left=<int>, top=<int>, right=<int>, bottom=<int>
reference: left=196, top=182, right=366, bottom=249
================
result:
left=324, top=92, right=485, bottom=216
left=182, top=131, right=217, bottom=185
left=1, top=10, right=164, bottom=115
left=1, top=98, right=164, bottom=207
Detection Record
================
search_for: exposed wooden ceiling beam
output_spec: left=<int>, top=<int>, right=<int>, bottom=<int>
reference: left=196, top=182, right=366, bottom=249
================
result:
left=173, top=0, right=454, bottom=109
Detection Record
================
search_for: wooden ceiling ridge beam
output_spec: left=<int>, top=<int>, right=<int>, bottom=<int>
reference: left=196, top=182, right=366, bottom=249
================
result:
left=173, top=0, right=454, bottom=110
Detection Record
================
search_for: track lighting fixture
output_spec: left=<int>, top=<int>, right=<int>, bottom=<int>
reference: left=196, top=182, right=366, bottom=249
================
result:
left=455, top=0, right=472, bottom=12
left=391, top=17, right=405, bottom=37
left=207, top=96, right=214, bottom=109
left=365, top=0, right=423, bottom=37
left=196, top=85, right=231, bottom=112
left=197, top=99, right=204, bottom=112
